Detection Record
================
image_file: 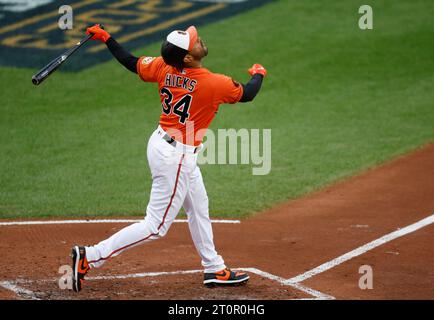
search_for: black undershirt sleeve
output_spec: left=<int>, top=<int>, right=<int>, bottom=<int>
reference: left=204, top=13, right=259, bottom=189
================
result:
left=239, top=74, right=263, bottom=102
left=105, top=37, right=139, bottom=74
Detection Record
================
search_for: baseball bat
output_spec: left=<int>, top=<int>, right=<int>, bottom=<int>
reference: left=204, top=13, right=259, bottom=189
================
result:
left=31, top=25, right=103, bottom=85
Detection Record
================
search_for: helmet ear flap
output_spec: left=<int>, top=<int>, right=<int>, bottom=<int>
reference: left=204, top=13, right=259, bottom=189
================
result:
left=161, top=40, right=188, bottom=70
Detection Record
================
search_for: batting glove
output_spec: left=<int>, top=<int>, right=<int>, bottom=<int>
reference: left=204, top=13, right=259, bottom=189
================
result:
left=248, top=63, right=267, bottom=77
left=86, top=24, right=110, bottom=43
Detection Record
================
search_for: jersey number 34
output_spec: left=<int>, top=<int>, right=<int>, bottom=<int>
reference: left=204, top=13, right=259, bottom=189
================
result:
left=160, top=88, right=192, bottom=124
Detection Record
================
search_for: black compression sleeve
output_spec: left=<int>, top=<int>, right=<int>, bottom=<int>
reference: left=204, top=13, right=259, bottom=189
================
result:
left=106, top=37, right=139, bottom=74
left=239, top=74, right=263, bottom=102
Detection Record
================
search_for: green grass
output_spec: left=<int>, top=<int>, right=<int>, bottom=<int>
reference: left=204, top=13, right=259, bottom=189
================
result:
left=1, top=0, right=434, bottom=218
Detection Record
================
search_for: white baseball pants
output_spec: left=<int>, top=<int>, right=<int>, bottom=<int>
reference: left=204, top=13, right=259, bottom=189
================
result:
left=85, top=126, right=226, bottom=273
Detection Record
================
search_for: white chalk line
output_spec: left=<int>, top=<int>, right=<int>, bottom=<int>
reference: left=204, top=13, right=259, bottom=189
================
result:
left=241, top=268, right=334, bottom=300
left=89, top=267, right=333, bottom=299
left=88, top=269, right=203, bottom=280
left=0, top=281, right=40, bottom=300
left=0, top=267, right=333, bottom=300
left=0, top=218, right=240, bottom=226
left=286, top=214, right=434, bottom=284
left=289, top=282, right=335, bottom=300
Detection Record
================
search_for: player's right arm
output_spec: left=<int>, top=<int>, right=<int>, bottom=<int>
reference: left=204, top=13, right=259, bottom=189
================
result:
left=86, top=24, right=138, bottom=73
left=86, top=24, right=164, bottom=80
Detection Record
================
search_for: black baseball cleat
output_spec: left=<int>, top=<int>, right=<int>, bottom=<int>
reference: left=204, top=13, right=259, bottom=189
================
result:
left=70, top=246, right=90, bottom=292
left=203, top=268, right=249, bottom=287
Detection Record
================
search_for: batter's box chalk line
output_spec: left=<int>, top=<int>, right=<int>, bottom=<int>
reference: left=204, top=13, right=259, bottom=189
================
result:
left=285, top=214, right=434, bottom=285
left=0, top=218, right=241, bottom=226
left=0, top=267, right=334, bottom=301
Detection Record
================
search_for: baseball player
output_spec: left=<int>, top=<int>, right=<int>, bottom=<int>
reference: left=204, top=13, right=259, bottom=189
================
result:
left=70, top=24, right=266, bottom=292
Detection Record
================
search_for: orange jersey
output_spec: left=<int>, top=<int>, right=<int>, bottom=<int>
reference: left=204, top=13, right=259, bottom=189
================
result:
left=137, top=56, right=243, bottom=146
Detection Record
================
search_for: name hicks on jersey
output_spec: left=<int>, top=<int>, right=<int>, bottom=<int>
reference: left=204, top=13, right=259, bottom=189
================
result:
left=165, top=74, right=197, bottom=92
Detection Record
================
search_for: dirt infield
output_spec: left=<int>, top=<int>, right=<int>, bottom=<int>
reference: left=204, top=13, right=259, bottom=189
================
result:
left=1, top=142, right=433, bottom=299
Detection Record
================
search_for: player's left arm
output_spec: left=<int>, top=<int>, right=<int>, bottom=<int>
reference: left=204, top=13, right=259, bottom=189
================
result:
left=239, top=64, right=267, bottom=103
left=215, top=64, right=267, bottom=105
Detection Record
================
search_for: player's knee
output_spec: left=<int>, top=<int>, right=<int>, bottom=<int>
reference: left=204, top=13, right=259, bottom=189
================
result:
left=157, top=223, right=171, bottom=237
left=144, top=219, right=170, bottom=238
left=143, top=215, right=160, bottom=235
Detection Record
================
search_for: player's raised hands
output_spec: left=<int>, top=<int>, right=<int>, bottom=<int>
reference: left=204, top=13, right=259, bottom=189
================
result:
left=248, top=64, right=267, bottom=77
left=86, top=24, right=110, bottom=43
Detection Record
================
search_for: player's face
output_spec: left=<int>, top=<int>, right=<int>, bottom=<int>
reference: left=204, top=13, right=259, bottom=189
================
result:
left=190, top=37, right=208, bottom=60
